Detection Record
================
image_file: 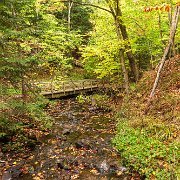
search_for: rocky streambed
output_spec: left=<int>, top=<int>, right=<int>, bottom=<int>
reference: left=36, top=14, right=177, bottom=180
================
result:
left=1, top=98, right=129, bottom=180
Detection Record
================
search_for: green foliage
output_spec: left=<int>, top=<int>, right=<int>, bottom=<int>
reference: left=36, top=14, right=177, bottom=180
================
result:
left=91, top=94, right=109, bottom=107
left=0, top=97, right=52, bottom=151
left=0, top=117, right=23, bottom=136
left=26, top=97, right=53, bottom=128
left=82, top=9, right=121, bottom=80
left=56, top=0, right=93, bottom=34
left=0, top=0, right=91, bottom=151
left=76, top=94, right=110, bottom=110
left=82, top=0, right=179, bottom=80
left=121, top=0, right=171, bottom=69
left=113, top=120, right=179, bottom=179
left=76, top=94, right=86, bottom=104
left=0, top=0, right=93, bottom=152
left=0, top=0, right=90, bottom=79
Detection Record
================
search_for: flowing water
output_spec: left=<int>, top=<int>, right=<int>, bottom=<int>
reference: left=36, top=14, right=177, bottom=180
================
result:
left=1, top=98, right=129, bottom=180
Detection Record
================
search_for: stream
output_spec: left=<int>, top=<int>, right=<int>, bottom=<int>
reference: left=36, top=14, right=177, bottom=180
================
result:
left=1, top=98, right=129, bottom=180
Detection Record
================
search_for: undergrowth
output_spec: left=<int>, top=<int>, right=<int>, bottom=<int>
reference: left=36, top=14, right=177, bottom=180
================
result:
left=76, top=93, right=110, bottom=110
left=113, top=55, right=180, bottom=179
left=113, top=118, right=179, bottom=179
left=0, top=88, right=52, bottom=152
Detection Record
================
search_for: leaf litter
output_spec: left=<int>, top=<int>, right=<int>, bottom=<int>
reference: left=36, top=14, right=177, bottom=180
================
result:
left=1, top=98, right=129, bottom=180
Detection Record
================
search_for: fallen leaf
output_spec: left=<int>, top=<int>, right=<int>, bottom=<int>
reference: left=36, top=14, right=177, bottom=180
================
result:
left=71, top=174, right=79, bottom=179
left=90, top=169, right=99, bottom=175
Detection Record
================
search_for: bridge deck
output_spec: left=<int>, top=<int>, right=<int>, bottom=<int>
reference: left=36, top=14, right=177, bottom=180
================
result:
left=38, top=79, right=104, bottom=99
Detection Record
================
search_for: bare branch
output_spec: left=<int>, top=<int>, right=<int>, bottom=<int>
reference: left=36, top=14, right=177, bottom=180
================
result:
left=60, top=0, right=112, bottom=14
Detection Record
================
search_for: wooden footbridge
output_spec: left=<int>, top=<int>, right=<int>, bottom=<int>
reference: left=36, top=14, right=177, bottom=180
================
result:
left=38, top=79, right=105, bottom=99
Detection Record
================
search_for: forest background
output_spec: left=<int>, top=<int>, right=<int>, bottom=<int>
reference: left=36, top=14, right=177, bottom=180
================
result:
left=0, top=0, right=179, bottom=179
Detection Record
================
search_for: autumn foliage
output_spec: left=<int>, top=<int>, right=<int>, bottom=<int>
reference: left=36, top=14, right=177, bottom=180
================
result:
left=144, top=2, right=180, bottom=12
left=144, top=4, right=171, bottom=12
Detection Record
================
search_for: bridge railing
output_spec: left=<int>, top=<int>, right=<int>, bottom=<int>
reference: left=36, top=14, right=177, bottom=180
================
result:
left=36, top=79, right=104, bottom=95
left=59, top=79, right=103, bottom=93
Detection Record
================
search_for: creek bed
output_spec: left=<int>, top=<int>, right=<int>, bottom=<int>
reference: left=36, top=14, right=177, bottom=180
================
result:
left=1, top=98, right=129, bottom=180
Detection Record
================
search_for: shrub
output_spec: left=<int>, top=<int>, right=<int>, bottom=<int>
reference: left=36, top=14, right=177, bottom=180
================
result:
left=0, top=89, right=52, bottom=151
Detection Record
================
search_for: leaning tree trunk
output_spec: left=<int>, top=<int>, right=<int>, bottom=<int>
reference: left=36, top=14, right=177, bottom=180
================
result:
left=107, top=0, right=139, bottom=82
left=115, top=16, right=129, bottom=94
left=150, top=5, right=179, bottom=98
left=116, top=7, right=139, bottom=82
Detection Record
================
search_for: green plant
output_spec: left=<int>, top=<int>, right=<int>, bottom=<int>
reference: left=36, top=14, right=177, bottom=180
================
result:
left=76, top=94, right=110, bottom=109
left=26, top=100, right=53, bottom=129
left=76, top=94, right=86, bottom=104
left=0, top=87, right=52, bottom=151
left=113, top=120, right=179, bottom=179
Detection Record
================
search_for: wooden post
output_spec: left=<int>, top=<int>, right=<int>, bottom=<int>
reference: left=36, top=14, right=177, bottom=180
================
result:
left=78, top=81, right=80, bottom=90
left=51, top=81, right=54, bottom=98
left=63, top=82, right=65, bottom=95
left=83, top=81, right=85, bottom=90
left=73, top=81, right=76, bottom=94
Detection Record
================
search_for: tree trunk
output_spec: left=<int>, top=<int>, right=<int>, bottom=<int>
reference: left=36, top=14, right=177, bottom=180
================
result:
left=113, top=4, right=129, bottom=94
left=116, top=7, right=139, bottom=82
left=21, top=73, right=27, bottom=104
left=119, top=49, right=129, bottom=94
left=150, top=5, right=179, bottom=98
left=68, top=0, right=73, bottom=32
left=107, top=0, right=139, bottom=82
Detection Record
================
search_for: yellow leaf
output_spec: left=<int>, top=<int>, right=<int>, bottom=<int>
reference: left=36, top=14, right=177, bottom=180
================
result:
left=116, top=170, right=122, bottom=176
left=90, top=169, right=99, bottom=175
left=111, top=152, right=117, bottom=157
